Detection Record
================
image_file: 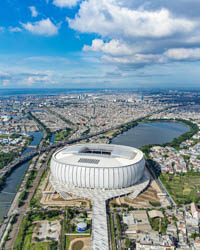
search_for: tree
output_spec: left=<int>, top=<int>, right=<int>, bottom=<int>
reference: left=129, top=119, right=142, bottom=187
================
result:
left=83, top=211, right=87, bottom=218
left=34, top=236, right=40, bottom=242
left=125, top=238, right=131, bottom=248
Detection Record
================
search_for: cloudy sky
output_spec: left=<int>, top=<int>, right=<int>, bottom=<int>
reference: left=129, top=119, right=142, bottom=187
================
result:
left=1, top=0, right=200, bottom=88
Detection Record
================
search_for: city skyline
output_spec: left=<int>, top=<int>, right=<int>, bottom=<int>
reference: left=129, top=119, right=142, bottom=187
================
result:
left=1, top=0, right=200, bottom=88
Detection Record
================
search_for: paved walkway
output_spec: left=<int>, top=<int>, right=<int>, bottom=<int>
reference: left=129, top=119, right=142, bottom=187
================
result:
left=92, top=199, right=109, bottom=250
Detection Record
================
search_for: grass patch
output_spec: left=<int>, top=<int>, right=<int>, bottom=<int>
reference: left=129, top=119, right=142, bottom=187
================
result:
left=55, top=128, right=71, bottom=141
left=24, top=241, right=57, bottom=250
left=30, top=170, right=49, bottom=208
left=29, top=242, right=53, bottom=250
left=109, top=214, right=116, bottom=250
left=149, top=216, right=170, bottom=235
left=66, top=236, right=70, bottom=250
left=183, top=188, right=192, bottom=195
left=149, top=201, right=161, bottom=207
left=13, top=214, right=30, bottom=250
left=104, top=130, right=117, bottom=137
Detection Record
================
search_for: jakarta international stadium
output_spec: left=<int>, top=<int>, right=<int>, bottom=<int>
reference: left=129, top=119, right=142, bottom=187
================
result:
left=50, top=144, right=150, bottom=250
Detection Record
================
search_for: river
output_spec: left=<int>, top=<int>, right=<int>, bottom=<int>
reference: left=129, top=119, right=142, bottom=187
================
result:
left=50, top=134, right=56, bottom=144
left=0, top=131, right=43, bottom=220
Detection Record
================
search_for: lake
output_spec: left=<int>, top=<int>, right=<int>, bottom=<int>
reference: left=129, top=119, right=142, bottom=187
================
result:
left=111, top=121, right=190, bottom=148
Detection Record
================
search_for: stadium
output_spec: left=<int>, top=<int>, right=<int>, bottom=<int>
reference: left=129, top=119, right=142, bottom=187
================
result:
left=49, top=143, right=149, bottom=250
left=50, top=143, right=145, bottom=191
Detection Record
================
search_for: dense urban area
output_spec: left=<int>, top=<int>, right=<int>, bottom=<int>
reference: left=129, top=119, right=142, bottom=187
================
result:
left=1, top=89, right=200, bottom=250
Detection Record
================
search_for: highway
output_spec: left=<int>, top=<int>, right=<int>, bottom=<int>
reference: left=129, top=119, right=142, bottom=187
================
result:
left=0, top=151, right=38, bottom=179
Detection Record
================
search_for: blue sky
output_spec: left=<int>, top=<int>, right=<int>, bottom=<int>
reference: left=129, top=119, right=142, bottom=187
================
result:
left=1, top=0, right=200, bottom=88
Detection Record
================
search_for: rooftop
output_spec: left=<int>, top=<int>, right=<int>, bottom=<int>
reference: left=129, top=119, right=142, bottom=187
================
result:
left=53, top=143, right=144, bottom=168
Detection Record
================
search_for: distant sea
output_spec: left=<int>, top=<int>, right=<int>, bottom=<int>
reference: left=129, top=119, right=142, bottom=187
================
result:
left=0, top=88, right=126, bottom=96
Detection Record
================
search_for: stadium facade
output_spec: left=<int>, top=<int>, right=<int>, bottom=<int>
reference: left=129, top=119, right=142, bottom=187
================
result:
left=50, top=143, right=145, bottom=190
left=50, top=144, right=150, bottom=250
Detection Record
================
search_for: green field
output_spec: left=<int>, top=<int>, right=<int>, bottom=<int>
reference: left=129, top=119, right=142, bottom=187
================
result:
left=160, top=171, right=200, bottom=205
left=55, top=128, right=71, bottom=141
left=149, top=216, right=170, bottom=234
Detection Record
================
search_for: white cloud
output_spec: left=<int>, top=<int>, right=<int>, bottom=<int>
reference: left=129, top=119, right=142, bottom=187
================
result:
left=0, top=71, right=9, bottom=77
left=67, top=0, right=200, bottom=69
left=25, top=73, right=52, bottom=86
left=53, top=0, right=80, bottom=8
left=29, top=6, right=38, bottom=17
left=9, top=27, right=22, bottom=33
left=25, top=56, right=69, bottom=63
left=2, top=79, right=10, bottom=86
left=68, top=0, right=196, bottom=39
left=103, top=53, right=161, bottom=64
left=165, top=48, right=200, bottom=60
left=0, top=69, right=57, bottom=87
left=83, top=39, right=164, bottom=66
left=83, top=39, right=135, bottom=56
left=0, top=27, right=4, bottom=32
left=22, top=18, right=59, bottom=36
left=26, top=77, right=34, bottom=86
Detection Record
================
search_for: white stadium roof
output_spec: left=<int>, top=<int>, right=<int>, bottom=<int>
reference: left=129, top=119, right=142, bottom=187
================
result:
left=53, top=143, right=143, bottom=168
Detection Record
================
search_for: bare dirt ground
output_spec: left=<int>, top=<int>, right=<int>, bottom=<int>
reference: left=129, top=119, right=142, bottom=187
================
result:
left=40, top=173, right=91, bottom=208
left=69, top=237, right=91, bottom=250
left=111, top=179, right=170, bottom=209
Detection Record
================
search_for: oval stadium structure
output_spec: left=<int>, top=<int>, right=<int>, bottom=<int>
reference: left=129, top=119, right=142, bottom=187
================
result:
left=50, top=143, right=145, bottom=190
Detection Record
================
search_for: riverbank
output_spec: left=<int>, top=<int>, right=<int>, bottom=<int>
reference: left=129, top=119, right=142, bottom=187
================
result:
left=140, top=118, right=198, bottom=156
